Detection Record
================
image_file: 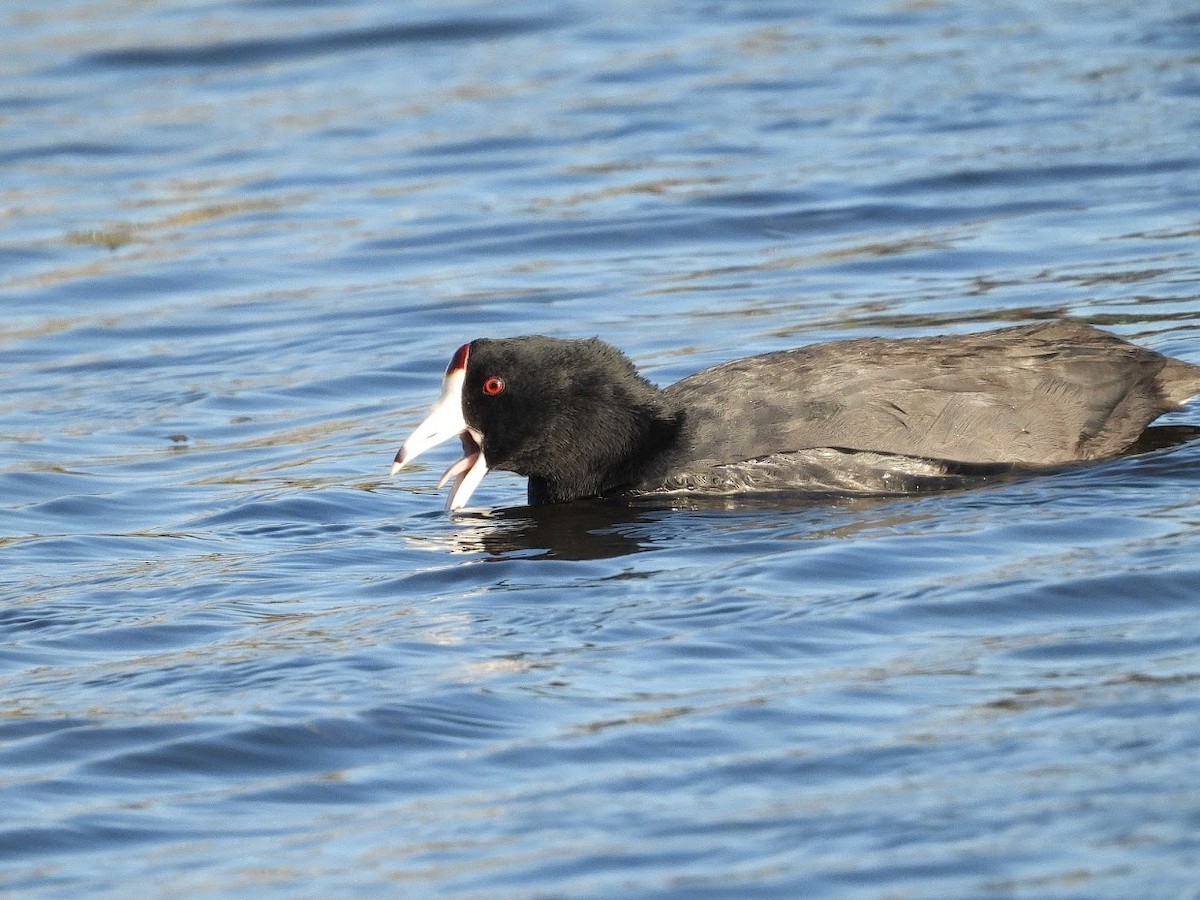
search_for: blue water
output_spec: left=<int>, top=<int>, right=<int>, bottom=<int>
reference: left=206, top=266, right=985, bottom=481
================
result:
left=4, top=1, right=1200, bottom=896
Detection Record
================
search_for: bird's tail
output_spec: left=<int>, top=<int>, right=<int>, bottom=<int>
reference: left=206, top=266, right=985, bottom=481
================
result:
left=1161, top=357, right=1200, bottom=406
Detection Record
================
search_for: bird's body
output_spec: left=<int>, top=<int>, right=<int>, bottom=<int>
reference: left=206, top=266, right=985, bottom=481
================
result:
left=392, top=321, right=1200, bottom=510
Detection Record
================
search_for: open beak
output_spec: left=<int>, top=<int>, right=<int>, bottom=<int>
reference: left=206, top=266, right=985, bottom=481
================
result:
left=390, top=366, right=489, bottom=510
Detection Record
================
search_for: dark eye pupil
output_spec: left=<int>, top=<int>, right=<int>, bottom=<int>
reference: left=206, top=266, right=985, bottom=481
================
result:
left=484, top=376, right=505, bottom=396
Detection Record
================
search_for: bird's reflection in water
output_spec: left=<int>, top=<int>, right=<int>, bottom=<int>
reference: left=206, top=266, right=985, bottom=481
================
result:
left=1125, top=424, right=1200, bottom=455
left=431, top=492, right=899, bottom=561
left=445, top=500, right=668, bottom=561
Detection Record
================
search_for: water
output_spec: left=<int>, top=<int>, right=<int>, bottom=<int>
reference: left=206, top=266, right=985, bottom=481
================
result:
left=4, top=0, right=1200, bottom=895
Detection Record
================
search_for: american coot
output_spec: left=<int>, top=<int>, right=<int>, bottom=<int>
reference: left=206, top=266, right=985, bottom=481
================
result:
left=391, top=321, right=1200, bottom=510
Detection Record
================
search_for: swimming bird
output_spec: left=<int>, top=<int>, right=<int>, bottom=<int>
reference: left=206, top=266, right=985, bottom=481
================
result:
left=390, top=321, right=1200, bottom=509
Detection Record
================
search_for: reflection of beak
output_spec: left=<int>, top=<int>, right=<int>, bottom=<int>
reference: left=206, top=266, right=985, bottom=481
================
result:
left=390, top=368, right=489, bottom=510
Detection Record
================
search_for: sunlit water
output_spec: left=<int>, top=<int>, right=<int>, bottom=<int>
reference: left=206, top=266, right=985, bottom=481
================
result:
left=4, top=1, right=1200, bottom=896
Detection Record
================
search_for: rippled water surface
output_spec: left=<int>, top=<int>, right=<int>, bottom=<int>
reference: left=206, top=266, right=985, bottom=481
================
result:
left=4, top=1, right=1200, bottom=896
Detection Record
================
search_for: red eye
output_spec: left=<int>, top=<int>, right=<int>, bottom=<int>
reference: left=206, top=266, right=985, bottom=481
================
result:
left=483, top=376, right=505, bottom=396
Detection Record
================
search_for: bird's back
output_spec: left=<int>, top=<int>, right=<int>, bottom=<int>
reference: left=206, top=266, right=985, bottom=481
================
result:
left=665, top=321, right=1200, bottom=470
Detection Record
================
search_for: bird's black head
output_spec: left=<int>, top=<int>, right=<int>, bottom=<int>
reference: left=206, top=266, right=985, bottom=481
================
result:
left=393, top=336, right=683, bottom=508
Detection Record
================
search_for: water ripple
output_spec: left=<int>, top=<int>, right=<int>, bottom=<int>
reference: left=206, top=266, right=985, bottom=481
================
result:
left=70, top=14, right=570, bottom=71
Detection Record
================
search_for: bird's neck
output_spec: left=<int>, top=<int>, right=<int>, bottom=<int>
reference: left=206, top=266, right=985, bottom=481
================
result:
left=526, top=403, right=684, bottom=505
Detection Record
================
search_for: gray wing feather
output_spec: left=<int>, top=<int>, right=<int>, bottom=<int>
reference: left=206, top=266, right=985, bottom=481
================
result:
left=666, top=321, right=1198, bottom=467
